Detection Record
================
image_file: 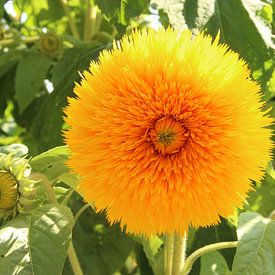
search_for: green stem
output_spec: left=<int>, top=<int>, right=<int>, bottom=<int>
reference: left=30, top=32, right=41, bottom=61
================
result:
left=83, top=0, right=92, bottom=41
left=172, top=234, right=187, bottom=275
left=59, top=0, right=80, bottom=39
left=67, top=242, right=84, bottom=275
left=164, top=234, right=174, bottom=275
left=62, top=189, right=74, bottom=205
left=73, top=203, right=90, bottom=226
left=0, top=36, right=39, bottom=47
left=182, top=241, right=238, bottom=274
left=31, top=173, right=57, bottom=204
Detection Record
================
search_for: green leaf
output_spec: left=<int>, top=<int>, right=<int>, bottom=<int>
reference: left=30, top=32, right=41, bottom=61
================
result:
left=58, top=173, right=79, bottom=189
left=30, top=146, right=79, bottom=191
left=30, top=146, right=70, bottom=181
left=232, top=212, right=275, bottom=275
left=95, top=0, right=149, bottom=26
left=28, top=204, right=73, bottom=275
left=94, top=0, right=121, bottom=23
left=151, top=0, right=188, bottom=30
left=200, top=251, right=229, bottom=275
left=245, top=174, right=275, bottom=217
left=0, top=204, right=73, bottom=275
left=124, top=0, right=150, bottom=21
left=0, top=50, right=22, bottom=78
left=154, top=0, right=274, bottom=71
left=142, top=235, right=163, bottom=261
left=15, top=52, right=52, bottom=113
left=38, top=0, right=64, bottom=21
left=0, top=0, right=8, bottom=17
left=204, top=0, right=274, bottom=70
left=135, top=235, right=164, bottom=275
left=0, top=67, right=16, bottom=117
left=0, top=215, right=31, bottom=274
left=266, top=161, right=275, bottom=180
left=135, top=243, right=154, bottom=275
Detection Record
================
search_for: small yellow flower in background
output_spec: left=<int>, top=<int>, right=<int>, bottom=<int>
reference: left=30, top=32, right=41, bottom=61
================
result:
left=64, top=28, right=272, bottom=236
left=38, top=32, right=63, bottom=58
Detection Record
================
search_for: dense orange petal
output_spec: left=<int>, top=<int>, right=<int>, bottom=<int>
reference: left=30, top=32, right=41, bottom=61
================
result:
left=64, top=28, right=272, bottom=236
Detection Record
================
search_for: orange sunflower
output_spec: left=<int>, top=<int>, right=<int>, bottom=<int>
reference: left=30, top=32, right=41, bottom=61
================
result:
left=64, top=28, right=272, bottom=236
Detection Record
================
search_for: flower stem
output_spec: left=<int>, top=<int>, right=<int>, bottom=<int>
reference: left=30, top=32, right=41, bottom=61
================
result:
left=30, top=172, right=57, bottom=204
left=164, top=233, right=187, bottom=275
left=172, top=234, right=187, bottom=275
left=83, top=0, right=92, bottom=41
left=164, top=234, right=174, bottom=275
left=67, top=242, right=84, bottom=275
left=59, top=0, right=80, bottom=39
left=182, top=241, right=238, bottom=274
left=0, top=36, right=39, bottom=47
left=73, top=203, right=90, bottom=226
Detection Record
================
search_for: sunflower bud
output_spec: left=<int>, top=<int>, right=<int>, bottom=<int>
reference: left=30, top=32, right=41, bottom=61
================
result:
left=38, top=32, right=63, bottom=58
left=0, top=153, right=41, bottom=222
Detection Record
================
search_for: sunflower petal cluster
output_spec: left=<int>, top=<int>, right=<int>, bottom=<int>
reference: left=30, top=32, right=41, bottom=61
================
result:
left=65, top=28, right=272, bottom=236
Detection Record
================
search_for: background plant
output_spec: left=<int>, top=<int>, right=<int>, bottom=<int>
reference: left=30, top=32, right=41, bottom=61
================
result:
left=0, top=0, right=274, bottom=275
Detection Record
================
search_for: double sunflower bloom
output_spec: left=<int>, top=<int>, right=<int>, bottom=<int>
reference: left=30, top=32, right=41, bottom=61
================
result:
left=64, top=28, right=272, bottom=236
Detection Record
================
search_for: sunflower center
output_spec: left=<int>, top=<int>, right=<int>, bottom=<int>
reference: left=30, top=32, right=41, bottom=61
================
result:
left=0, top=170, right=18, bottom=210
left=157, top=130, right=175, bottom=146
left=148, top=117, right=189, bottom=155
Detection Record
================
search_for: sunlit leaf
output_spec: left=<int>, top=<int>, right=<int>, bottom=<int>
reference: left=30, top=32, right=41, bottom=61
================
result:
left=28, top=204, right=73, bottom=275
left=30, top=146, right=70, bottom=181
left=0, top=204, right=73, bottom=275
left=232, top=212, right=275, bottom=275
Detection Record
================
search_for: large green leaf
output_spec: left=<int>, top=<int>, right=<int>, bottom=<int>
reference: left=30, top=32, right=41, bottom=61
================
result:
left=204, top=0, right=274, bottom=70
left=200, top=251, right=229, bottom=275
left=30, top=146, right=78, bottom=189
left=0, top=204, right=73, bottom=275
left=0, top=215, right=31, bottom=274
left=15, top=52, right=52, bottom=113
left=28, top=204, right=73, bottom=275
left=153, top=0, right=273, bottom=70
left=232, top=212, right=275, bottom=275
left=30, top=146, right=70, bottom=181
